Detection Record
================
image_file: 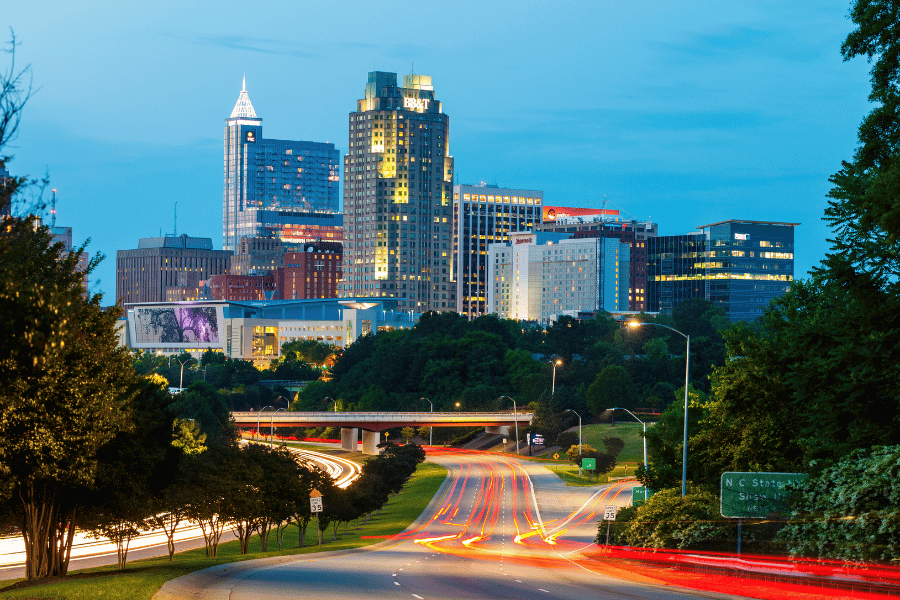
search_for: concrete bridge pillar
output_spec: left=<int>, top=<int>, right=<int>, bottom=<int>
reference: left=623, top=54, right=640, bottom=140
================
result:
left=485, top=426, right=510, bottom=436
left=340, top=427, right=358, bottom=452
left=361, top=430, right=381, bottom=455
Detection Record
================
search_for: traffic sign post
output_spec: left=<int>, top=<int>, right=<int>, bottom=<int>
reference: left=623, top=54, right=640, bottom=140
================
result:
left=720, top=472, right=807, bottom=519
left=310, top=489, right=324, bottom=546
left=603, top=505, right=618, bottom=545
left=582, top=457, right=595, bottom=482
left=632, top=486, right=653, bottom=507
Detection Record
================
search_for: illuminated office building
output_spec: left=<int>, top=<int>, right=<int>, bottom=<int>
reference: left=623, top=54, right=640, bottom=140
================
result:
left=648, top=219, right=797, bottom=321
left=487, top=232, right=630, bottom=323
left=453, top=184, right=542, bottom=318
left=339, top=71, right=455, bottom=312
left=223, top=78, right=341, bottom=252
left=542, top=213, right=656, bottom=312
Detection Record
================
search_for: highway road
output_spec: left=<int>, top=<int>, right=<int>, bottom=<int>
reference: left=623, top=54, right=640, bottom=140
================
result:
left=161, top=450, right=750, bottom=600
left=0, top=443, right=360, bottom=581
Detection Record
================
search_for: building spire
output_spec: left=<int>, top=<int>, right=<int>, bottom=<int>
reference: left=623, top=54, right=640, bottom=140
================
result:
left=230, top=77, right=258, bottom=119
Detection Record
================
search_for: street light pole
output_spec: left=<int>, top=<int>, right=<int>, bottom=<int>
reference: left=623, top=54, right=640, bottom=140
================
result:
left=499, top=396, right=519, bottom=455
left=177, top=356, right=196, bottom=391
left=628, top=321, right=691, bottom=497
left=611, top=407, right=648, bottom=473
left=272, top=407, right=286, bottom=443
left=324, top=396, right=337, bottom=412
left=565, top=409, right=582, bottom=478
left=421, top=397, right=432, bottom=446
left=552, top=359, right=562, bottom=395
left=256, top=405, right=273, bottom=442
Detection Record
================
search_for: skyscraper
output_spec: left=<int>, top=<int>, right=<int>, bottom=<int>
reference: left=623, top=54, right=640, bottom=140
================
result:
left=223, top=79, right=342, bottom=253
left=452, top=184, right=543, bottom=318
left=338, top=71, right=455, bottom=312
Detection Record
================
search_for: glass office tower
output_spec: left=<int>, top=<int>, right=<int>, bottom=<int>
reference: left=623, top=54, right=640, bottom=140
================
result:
left=339, top=71, right=455, bottom=311
left=648, top=220, right=797, bottom=321
left=223, top=79, right=341, bottom=252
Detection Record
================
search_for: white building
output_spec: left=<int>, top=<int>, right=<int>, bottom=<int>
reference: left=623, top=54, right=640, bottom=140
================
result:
left=119, top=298, right=418, bottom=363
left=487, top=232, right=630, bottom=323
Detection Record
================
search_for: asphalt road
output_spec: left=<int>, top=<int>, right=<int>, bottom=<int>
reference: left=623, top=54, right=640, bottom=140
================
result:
left=160, top=450, right=751, bottom=600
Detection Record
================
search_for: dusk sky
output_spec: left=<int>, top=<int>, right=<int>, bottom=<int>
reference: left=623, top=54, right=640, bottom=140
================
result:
left=5, top=1, right=870, bottom=302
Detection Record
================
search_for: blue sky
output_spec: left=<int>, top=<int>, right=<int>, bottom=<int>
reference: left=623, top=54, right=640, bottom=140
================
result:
left=4, top=0, right=870, bottom=302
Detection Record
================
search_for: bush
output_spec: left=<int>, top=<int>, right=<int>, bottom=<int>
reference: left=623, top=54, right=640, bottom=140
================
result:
left=565, top=444, right=616, bottom=474
left=779, top=445, right=900, bottom=562
left=620, top=487, right=730, bottom=550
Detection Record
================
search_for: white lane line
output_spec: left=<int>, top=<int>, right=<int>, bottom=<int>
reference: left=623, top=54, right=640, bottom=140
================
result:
left=538, top=589, right=550, bottom=593
left=516, top=579, right=522, bottom=583
left=394, top=582, right=401, bottom=586
left=412, top=595, right=424, bottom=599
left=392, top=574, right=397, bottom=577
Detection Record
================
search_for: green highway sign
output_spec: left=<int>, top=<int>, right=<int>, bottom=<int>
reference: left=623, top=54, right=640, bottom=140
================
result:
left=720, top=472, right=807, bottom=518
left=632, top=486, right=653, bottom=506
left=582, top=457, right=596, bottom=470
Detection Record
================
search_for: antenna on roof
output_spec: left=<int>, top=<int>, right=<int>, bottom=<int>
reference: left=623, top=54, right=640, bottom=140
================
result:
left=50, top=188, right=57, bottom=227
left=174, top=202, right=177, bottom=237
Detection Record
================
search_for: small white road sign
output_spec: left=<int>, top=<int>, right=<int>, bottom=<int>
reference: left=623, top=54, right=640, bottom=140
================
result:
left=604, top=505, right=618, bottom=520
left=310, top=496, right=323, bottom=513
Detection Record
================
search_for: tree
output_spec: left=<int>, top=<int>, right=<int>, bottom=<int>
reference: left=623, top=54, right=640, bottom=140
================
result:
left=82, top=375, right=176, bottom=570
left=0, top=218, right=136, bottom=579
left=586, top=365, right=635, bottom=413
left=401, top=427, right=416, bottom=443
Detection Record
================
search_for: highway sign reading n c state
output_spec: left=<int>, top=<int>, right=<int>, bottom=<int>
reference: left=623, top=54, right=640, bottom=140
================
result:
left=720, top=472, right=806, bottom=518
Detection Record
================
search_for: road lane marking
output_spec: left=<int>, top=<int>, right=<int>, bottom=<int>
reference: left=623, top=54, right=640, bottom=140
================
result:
left=412, top=596, right=424, bottom=599
left=538, top=589, right=549, bottom=593
left=394, top=582, right=401, bottom=586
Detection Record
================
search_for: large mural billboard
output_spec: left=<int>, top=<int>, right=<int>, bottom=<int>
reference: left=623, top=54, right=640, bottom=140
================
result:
left=132, top=305, right=221, bottom=345
left=542, top=206, right=619, bottom=223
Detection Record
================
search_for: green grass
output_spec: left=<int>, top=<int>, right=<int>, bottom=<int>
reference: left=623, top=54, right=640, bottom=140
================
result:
left=545, top=463, right=638, bottom=487
left=0, top=462, right=447, bottom=600
left=580, top=422, right=649, bottom=464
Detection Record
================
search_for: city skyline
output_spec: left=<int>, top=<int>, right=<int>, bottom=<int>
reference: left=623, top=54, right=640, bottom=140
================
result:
left=4, top=1, right=868, bottom=302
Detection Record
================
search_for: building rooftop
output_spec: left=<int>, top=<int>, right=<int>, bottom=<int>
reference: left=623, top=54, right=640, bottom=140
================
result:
left=137, top=234, right=216, bottom=250
left=697, top=219, right=800, bottom=230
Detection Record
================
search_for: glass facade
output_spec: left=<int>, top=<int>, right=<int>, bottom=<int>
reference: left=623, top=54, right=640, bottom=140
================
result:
left=223, top=83, right=340, bottom=252
left=702, top=220, right=796, bottom=321
left=648, top=220, right=797, bottom=321
left=339, top=71, right=455, bottom=312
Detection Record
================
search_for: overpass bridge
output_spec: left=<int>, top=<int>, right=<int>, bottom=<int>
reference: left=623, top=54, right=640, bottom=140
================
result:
left=231, top=411, right=534, bottom=454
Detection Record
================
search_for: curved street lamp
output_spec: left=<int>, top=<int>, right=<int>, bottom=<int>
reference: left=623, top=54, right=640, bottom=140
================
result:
left=610, top=407, right=648, bottom=473
left=565, top=408, right=582, bottom=478
left=324, top=396, right=337, bottom=412
left=257, top=405, right=274, bottom=442
left=628, top=321, right=690, bottom=497
left=552, top=359, right=563, bottom=395
left=177, top=356, right=197, bottom=391
left=420, top=397, right=433, bottom=446
left=498, top=395, right=519, bottom=455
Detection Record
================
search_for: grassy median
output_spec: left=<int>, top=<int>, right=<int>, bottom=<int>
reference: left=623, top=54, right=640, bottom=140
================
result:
left=0, top=461, right=447, bottom=600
